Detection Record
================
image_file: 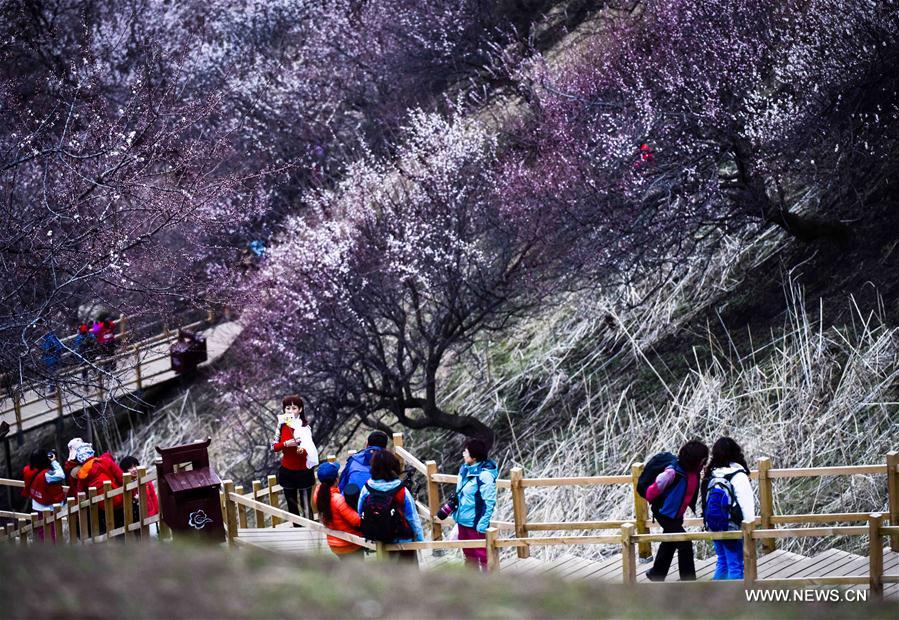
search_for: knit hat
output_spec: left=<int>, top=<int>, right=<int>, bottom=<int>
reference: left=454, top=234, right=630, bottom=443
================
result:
left=317, top=461, right=339, bottom=483
left=75, top=443, right=95, bottom=464
left=67, top=437, right=85, bottom=461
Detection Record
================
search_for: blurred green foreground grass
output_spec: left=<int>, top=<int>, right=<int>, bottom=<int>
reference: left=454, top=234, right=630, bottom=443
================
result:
left=1, top=544, right=895, bottom=619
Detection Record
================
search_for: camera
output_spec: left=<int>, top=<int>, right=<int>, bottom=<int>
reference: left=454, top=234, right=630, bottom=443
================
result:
left=436, top=491, right=459, bottom=520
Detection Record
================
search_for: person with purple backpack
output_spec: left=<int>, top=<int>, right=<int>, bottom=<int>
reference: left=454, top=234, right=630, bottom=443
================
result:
left=642, top=440, right=709, bottom=582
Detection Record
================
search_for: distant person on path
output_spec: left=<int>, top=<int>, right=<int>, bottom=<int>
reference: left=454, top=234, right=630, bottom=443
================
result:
left=272, top=394, right=319, bottom=520
left=94, top=318, right=117, bottom=371
left=643, top=440, right=709, bottom=582
left=39, top=329, right=64, bottom=393
left=74, top=323, right=97, bottom=383
left=450, top=438, right=498, bottom=571
left=119, top=455, right=160, bottom=537
left=358, top=450, right=424, bottom=564
left=338, top=430, right=388, bottom=508
left=315, top=461, right=364, bottom=560
left=702, top=437, right=755, bottom=580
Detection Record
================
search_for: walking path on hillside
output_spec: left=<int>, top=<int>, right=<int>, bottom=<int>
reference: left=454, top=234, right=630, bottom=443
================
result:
left=0, top=320, right=242, bottom=438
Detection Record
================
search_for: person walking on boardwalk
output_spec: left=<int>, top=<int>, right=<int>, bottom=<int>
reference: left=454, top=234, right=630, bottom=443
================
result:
left=315, top=461, right=365, bottom=560
left=643, top=440, right=709, bottom=582
left=358, top=450, right=424, bottom=564
left=450, top=438, right=498, bottom=571
left=338, top=430, right=388, bottom=509
left=702, top=437, right=755, bottom=580
left=272, top=394, right=319, bottom=520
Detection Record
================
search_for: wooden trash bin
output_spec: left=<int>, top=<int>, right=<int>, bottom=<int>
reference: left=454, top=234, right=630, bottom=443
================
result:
left=155, top=439, right=225, bottom=541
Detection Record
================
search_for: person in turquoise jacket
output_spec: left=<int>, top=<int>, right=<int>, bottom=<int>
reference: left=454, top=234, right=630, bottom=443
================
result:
left=452, top=438, right=498, bottom=570
left=357, top=450, right=424, bottom=564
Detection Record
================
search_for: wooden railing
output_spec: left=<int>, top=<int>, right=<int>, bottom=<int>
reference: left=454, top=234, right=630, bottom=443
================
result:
left=216, top=437, right=899, bottom=596
left=0, top=467, right=167, bottom=544
left=4, top=436, right=896, bottom=598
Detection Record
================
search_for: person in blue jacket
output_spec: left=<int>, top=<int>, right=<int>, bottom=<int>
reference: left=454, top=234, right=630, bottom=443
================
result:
left=357, top=450, right=424, bottom=563
left=338, top=431, right=388, bottom=508
left=451, top=438, right=498, bottom=570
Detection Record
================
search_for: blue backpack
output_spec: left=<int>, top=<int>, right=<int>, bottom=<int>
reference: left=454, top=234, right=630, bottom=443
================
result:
left=703, top=470, right=745, bottom=531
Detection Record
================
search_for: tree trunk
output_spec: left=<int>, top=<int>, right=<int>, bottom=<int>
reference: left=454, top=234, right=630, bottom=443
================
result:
left=765, top=208, right=851, bottom=244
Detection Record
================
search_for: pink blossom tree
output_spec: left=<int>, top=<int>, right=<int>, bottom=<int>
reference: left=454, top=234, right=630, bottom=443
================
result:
left=509, top=0, right=898, bottom=286
left=228, top=112, right=582, bottom=441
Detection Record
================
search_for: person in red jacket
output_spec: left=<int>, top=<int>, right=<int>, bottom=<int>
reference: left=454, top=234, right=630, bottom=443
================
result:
left=22, top=448, right=66, bottom=541
left=23, top=448, right=66, bottom=510
left=314, top=461, right=363, bottom=559
left=272, top=394, right=319, bottom=520
left=73, top=443, right=124, bottom=535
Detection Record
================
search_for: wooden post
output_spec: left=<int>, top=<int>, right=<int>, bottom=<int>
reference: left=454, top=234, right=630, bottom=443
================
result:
left=55, top=386, right=64, bottom=420
left=742, top=520, right=757, bottom=586
left=510, top=467, right=529, bottom=559
left=77, top=492, right=89, bottom=542
left=66, top=498, right=78, bottom=544
left=122, top=473, right=133, bottom=539
left=375, top=541, right=388, bottom=561
left=426, top=460, right=443, bottom=542
left=223, top=480, right=238, bottom=547
left=620, top=523, right=636, bottom=585
left=869, top=512, right=884, bottom=600
left=134, top=344, right=143, bottom=390
left=485, top=527, right=500, bottom=572
left=267, top=475, right=280, bottom=527
left=102, top=481, right=114, bottom=539
left=393, top=433, right=405, bottom=470
left=88, top=487, right=100, bottom=541
left=631, top=462, right=651, bottom=559
left=235, top=485, right=248, bottom=529
left=13, top=392, right=23, bottom=436
left=757, top=457, right=775, bottom=554
left=18, top=517, right=28, bottom=545
left=52, top=507, right=63, bottom=543
left=887, top=451, right=898, bottom=551
left=252, top=480, right=265, bottom=528
left=137, top=467, right=149, bottom=538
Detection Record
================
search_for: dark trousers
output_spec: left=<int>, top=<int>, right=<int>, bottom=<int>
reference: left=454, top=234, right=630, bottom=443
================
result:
left=648, top=514, right=696, bottom=581
left=283, top=486, right=313, bottom=520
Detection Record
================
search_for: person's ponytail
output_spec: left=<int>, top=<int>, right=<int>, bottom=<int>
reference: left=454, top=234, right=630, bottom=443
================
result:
left=316, top=479, right=333, bottom=524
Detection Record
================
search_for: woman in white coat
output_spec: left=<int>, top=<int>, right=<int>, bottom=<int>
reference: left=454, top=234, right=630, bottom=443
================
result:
left=272, top=394, right=319, bottom=519
left=701, top=437, right=755, bottom=580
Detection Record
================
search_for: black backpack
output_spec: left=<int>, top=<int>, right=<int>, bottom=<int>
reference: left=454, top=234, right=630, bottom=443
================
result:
left=637, top=452, right=679, bottom=500
left=360, top=484, right=413, bottom=542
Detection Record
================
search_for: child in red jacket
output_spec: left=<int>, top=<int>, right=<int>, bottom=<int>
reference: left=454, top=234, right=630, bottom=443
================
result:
left=73, top=444, right=124, bottom=535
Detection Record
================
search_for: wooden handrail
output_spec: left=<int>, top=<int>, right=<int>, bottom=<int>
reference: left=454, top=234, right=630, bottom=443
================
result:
left=394, top=446, right=427, bottom=475
left=767, top=464, right=887, bottom=478
left=226, top=491, right=375, bottom=550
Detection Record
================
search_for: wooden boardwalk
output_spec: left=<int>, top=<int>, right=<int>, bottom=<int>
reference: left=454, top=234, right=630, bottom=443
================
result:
left=0, top=321, right=242, bottom=437
left=230, top=524, right=898, bottom=598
